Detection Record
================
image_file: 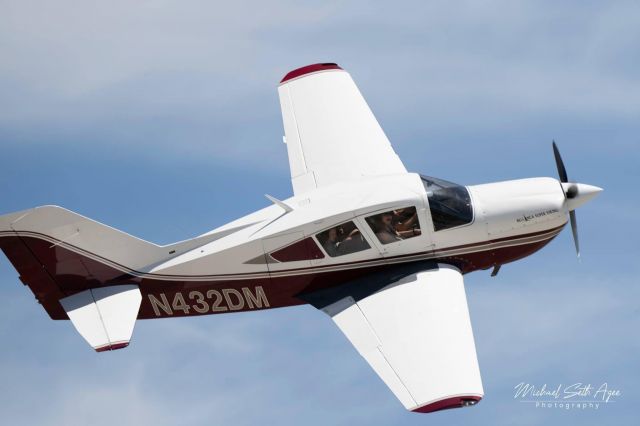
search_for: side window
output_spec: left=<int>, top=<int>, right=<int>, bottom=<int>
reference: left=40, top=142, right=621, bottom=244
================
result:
left=365, top=207, right=422, bottom=245
left=316, top=221, right=371, bottom=257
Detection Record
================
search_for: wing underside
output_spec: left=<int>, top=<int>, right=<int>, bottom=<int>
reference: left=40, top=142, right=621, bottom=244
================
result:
left=278, top=63, right=407, bottom=195
left=305, top=263, right=483, bottom=413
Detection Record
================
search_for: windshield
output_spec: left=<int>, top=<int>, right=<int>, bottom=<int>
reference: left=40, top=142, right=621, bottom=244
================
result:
left=421, top=175, right=473, bottom=231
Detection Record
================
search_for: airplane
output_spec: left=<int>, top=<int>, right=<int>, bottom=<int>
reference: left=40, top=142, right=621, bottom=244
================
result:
left=0, top=62, right=602, bottom=414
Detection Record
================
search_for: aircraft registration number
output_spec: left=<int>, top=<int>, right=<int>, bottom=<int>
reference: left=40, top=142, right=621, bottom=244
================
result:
left=148, top=286, right=270, bottom=317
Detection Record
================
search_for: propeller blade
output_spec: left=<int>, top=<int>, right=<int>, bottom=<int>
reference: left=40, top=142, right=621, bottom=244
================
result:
left=569, top=210, right=580, bottom=258
left=552, top=141, right=568, bottom=183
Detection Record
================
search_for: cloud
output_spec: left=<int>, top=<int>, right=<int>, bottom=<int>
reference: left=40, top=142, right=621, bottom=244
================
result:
left=1, top=1, right=638, bottom=170
left=0, top=2, right=636, bottom=425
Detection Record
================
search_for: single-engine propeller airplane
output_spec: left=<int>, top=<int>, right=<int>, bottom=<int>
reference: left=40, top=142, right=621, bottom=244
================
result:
left=0, top=63, right=602, bottom=414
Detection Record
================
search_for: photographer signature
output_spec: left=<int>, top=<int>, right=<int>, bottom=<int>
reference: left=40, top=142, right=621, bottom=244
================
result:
left=514, top=382, right=621, bottom=403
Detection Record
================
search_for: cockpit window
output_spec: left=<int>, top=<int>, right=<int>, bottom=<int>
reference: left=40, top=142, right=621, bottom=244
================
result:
left=365, top=207, right=422, bottom=245
left=421, top=175, right=473, bottom=231
left=316, top=221, right=371, bottom=257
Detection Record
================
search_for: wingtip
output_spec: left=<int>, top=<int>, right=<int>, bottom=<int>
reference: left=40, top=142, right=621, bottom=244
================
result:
left=411, top=395, right=482, bottom=413
left=280, top=63, right=343, bottom=84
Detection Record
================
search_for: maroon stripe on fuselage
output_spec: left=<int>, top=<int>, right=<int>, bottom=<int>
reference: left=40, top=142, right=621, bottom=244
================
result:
left=0, top=223, right=565, bottom=280
left=0, top=228, right=560, bottom=320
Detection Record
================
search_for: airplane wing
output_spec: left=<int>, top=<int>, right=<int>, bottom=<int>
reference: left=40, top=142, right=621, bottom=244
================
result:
left=301, top=263, right=483, bottom=413
left=278, top=63, right=407, bottom=195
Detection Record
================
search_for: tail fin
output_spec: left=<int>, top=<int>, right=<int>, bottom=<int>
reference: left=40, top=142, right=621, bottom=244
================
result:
left=0, top=205, right=236, bottom=319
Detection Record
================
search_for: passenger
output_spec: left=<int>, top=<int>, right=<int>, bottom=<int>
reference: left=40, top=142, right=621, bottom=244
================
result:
left=322, top=227, right=341, bottom=257
left=340, top=228, right=369, bottom=253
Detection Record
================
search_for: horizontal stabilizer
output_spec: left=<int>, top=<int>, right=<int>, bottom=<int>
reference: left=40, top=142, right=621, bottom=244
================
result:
left=60, top=285, right=142, bottom=352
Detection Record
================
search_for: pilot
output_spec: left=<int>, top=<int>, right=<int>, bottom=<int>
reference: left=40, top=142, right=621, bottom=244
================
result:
left=375, top=213, right=403, bottom=244
left=393, top=208, right=421, bottom=236
left=375, top=212, right=421, bottom=244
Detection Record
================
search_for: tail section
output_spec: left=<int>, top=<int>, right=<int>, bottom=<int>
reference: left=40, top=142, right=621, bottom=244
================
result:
left=0, top=205, right=236, bottom=318
left=0, top=205, right=248, bottom=351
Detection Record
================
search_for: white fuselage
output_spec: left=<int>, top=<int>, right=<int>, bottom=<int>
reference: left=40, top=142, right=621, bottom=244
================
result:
left=149, top=174, right=568, bottom=279
left=0, top=173, right=579, bottom=320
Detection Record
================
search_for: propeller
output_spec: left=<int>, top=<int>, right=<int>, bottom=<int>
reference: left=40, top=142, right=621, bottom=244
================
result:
left=552, top=141, right=580, bottom=258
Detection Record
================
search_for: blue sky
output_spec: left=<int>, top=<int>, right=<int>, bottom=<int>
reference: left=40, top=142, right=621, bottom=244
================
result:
left=1, top=1, right=638, bottom=424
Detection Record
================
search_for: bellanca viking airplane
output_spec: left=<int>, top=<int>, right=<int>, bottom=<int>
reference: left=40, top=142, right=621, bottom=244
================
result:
left=0, top=63, right=602, bottom=413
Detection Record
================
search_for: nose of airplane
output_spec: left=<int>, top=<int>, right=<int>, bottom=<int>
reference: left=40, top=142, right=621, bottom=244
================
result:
left=561, top=182, right=603, bottom=211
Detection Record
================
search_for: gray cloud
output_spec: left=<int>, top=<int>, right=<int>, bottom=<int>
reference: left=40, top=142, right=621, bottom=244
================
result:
left=0, top=2, right=636, bottom=425
left=1, top=1, right=638, bottom=170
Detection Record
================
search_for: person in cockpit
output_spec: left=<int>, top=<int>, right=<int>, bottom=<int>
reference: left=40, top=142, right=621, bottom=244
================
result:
left=322, top=227, right=341, bottom=257
left=374, top=211, right=421, bottom=244
left=374, top=212, right=404, bottom=244
left=393, top=208, right=421, bottom=236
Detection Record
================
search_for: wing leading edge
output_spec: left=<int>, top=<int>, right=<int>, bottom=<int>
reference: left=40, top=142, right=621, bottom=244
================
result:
left=278, top=63, right=407, bottom=195
left=306, top=264, right=483, bottom=413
